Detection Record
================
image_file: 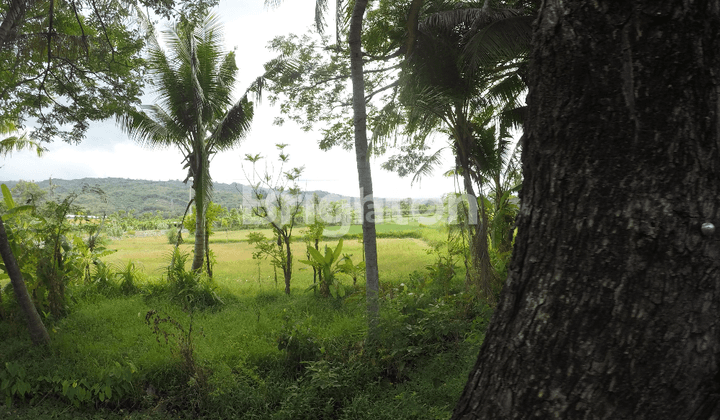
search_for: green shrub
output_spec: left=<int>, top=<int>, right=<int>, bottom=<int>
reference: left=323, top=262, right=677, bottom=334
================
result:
left=166, top=228, right=184, bottom=245
left=161, top=248, right=223, bottom=311
left=116, top=260, right=144, bottom=295
left=0, top=360, right=139, bottom=408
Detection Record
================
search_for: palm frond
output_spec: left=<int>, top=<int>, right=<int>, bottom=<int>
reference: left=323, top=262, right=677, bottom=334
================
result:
left=370, top=98, right=404, bottom=148
left=117, top=106, right=185, bottom=150
left=487, top=71, right=525, bottom=107
left=420, top=5, right=519, bottom=33
left=462, top=15, right=533, bottom=69
left=208, top=94, right=254, bottom=152
left=315, top=0, right=329, bottom=34
left=0, top=135, right=47, bottom=157
left=499, top=105, right=526, bottom=132
left=412, top=146, right=448, bottom=186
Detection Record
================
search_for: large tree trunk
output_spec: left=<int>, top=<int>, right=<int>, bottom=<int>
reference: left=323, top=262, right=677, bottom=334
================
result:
left=452, top=1, right=720, bottom=419
left=349, top=0, right=380, bottom=328
left=0, top=216, right=50, bottom=346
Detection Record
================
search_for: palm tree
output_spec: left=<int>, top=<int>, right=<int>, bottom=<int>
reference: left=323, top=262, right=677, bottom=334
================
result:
left=397, top=1, right=531, bottom=303
left=473, top=115, right=522, bottom=255
left=119, top=15, right=254, bottom=272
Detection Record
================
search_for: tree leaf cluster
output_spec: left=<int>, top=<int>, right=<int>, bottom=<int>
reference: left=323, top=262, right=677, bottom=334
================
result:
left=0, top=0, right=220, bottom=145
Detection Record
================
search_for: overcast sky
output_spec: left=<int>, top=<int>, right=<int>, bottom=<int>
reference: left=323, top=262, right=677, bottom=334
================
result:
left=0, top=0, right=457, bottom=199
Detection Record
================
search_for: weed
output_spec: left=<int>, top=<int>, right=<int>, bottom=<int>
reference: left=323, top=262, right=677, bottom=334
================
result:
left=145, top=309, right=209, bottom=413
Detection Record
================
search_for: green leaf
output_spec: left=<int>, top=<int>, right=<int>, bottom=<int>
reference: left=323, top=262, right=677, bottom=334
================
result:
left=323, top=246, right=334, bottom=265
left=5, top=205, right=34, bottom=217
left=308, top=246, right=325, bottom=266
left=332, top=239, right=344, bottom=264
left=1, top=184, right=15, bottom=210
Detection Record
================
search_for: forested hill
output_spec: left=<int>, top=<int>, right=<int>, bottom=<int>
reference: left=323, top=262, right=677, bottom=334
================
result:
left=0, top=178, right=349, bottom=217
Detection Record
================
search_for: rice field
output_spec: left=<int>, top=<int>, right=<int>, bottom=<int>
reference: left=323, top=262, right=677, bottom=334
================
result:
left=101, top=224, right=447, bottom=295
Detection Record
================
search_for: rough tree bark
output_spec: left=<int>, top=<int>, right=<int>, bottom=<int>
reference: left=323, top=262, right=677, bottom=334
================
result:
left=0, top=216, right=50, bottom=346
left=452, top=1, right=720, bottom=419
left=0, top=0, right=28, bottom=48
left=349, top=0, right=381, bottom=327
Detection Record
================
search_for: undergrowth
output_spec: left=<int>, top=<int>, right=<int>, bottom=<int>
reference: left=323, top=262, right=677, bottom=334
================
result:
left=1, top=232, right=492, bottom=419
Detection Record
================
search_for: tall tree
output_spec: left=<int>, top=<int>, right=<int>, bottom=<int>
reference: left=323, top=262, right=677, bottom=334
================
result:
left=119, top=15, right=254, bottom=272
left=452, top=1, right=720, bottom=418
left=347, top=0, right=381, bottom=327
left=266, top=0, right=381, bottom=324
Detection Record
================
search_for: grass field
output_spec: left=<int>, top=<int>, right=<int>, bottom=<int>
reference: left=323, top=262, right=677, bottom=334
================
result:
left=103, top=224, right=447, bottom=291
left=0, top=223, right=486, bottom=419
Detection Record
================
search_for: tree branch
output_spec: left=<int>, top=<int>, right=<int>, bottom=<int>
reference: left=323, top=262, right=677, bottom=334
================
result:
left=305, top=63, right=400, bottom=90
left=404, top=0, right=424, bottom=58
left=90, top=0, right=116, bottom=62
left=38, top=0, right=54, bottom=98
left=362, top=48, right=403, bottom=62
left=0, top=0, right=28, bottom=48
left=69, top=0, right=89, bottom=57
left=364, top=80, right=399, bottom=103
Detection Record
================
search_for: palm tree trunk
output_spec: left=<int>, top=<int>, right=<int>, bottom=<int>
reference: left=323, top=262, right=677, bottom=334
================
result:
left=0, top=216, right=50, bottom=346
left=460, top=145, right=496, bottom=304
left=204, top=223, right=212, bottom=277
left=192, top=153, right=206, bottom=272
left=349, top=0, right=380, bottom=331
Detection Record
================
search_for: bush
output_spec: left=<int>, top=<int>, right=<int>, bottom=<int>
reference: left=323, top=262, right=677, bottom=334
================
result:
left=116, top=260, right=144, bottom=295
left=166, top=228, right=184, bottom=245
left=163, top=248, right=223, bottom=311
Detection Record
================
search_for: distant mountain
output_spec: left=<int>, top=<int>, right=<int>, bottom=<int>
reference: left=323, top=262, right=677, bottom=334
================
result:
left=0, top=178, right=353, bottom=217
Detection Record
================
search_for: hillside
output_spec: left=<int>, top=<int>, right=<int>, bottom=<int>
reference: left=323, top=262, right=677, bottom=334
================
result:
left=0, top=178, right=351, bottom=217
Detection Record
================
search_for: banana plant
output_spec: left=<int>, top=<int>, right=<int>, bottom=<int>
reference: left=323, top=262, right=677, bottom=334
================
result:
left=338, top=254, right=365, bottom=286
left=300, top=239, right=347, bottom=298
